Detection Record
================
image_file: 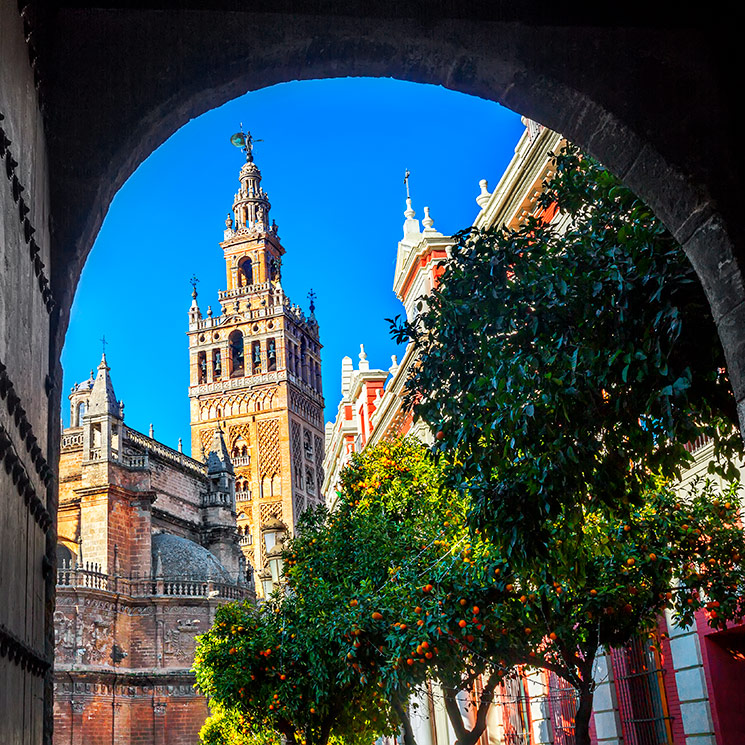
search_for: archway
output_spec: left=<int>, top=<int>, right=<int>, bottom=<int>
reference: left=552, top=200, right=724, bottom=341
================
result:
left=2, top=5, right=743, bottom=743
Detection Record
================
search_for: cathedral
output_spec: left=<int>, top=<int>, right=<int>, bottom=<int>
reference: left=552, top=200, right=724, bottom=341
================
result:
left=52, top=131, right=324, bottom=742
left=54, top=355, right=250, bottom=745
left=187, top=132, right=325, bottom=596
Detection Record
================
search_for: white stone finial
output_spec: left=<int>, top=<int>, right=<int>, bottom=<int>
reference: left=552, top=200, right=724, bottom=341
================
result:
left=422, top=206, right=435, bottom=231
left=389, top=354, right=399, bottom=375
left=476, top=179, right=491, bottom=209
left=149, top=423, right=154, bottom=439
left=358, top=344, right=369, bottom=372
left=178, top=438, right=183, bottom=453
left=341, top=356, right=354, bottom=396
left=403, top=196, right=420, bottom=238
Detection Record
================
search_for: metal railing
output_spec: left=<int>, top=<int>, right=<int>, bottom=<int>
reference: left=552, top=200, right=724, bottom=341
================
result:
left=611, top=636, right=674, bottom=745
left=546, top=671, right=579, bottom=745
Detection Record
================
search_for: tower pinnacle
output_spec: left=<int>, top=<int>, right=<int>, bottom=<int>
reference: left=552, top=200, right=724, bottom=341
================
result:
left=226, top=128, right=274, bottom=235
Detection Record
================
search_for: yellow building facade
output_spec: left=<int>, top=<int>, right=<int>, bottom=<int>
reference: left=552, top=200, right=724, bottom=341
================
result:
left=187, top=134, right=325, bottom=594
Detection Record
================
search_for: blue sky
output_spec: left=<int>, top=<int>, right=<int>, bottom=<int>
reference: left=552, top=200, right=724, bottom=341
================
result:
left=61, top=78, right=525, bottom=450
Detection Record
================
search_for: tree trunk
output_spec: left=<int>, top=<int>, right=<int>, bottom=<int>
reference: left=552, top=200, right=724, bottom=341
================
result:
left=574, top=683, right=594, bottom=745
left=391, top=695, right=417, bottom=745
left=443, top=677, right=496, bottom=745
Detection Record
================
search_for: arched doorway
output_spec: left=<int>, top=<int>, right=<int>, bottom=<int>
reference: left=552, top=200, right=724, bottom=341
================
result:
left=2, top=6, right=743, bottom=743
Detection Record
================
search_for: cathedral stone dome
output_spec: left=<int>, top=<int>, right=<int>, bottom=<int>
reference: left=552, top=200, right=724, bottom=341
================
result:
left=152, top=533, right=233, bottom=583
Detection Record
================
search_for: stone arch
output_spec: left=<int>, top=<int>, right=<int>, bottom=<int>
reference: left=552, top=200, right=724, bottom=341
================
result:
left=43, top=14, right=745, bottom=436
left=4, top=9, right=745, bottom=744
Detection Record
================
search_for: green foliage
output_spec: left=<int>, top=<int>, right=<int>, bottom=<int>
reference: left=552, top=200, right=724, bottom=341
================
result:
left=193, top=592, right=389, bottom=745
left=392, top=145, right=740, bottom=557
left=196, top=438, right=745, bottom=745
left=199, top=705, right=279, bottom=745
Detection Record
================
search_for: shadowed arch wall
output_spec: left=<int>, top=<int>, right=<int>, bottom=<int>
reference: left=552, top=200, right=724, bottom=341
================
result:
left=1, top=3, right=743, bottom=743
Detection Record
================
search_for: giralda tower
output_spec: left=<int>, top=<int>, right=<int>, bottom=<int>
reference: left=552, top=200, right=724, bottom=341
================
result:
left=187, top=132, right=325, bottom=594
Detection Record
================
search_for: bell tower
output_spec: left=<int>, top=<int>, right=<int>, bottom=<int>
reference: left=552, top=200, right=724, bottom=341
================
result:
left=187, top=131, right=325, bottom=594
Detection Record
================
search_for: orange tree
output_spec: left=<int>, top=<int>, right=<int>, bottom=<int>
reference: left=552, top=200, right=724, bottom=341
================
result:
left=192, top=593, right=392, bottom=745
left=391, top=144, right=741, bottom=554
left=294, top=440, right=745, bottom=745
left=384, top=144, right=745, bottom=744
left=281, top=436, right=507, bottom=745
left=195, top=438, right=745, bottom=745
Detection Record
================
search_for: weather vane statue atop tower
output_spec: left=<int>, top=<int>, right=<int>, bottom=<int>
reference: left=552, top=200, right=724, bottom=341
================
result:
left=230, top=125, right=262, bottom=163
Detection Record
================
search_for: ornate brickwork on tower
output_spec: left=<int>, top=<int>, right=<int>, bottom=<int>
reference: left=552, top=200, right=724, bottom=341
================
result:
left=187, top=133, right=325, bottom=594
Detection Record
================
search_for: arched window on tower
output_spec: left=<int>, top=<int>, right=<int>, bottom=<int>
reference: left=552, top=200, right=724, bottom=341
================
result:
left=56, top=543, right=74, bottom=568
left=197, top=351, right=207, bottom=384
left=76, top=401, right=87, bottom=426
left=252, top=341, right=262, bottom=374
left=212, top=349, right=222, bottom=380
left=229, top=330, right=244, bottom=377
left=300, top=338, right=308, bottom=383
left=238, top=257, right=253, bottom=287
left=267, top=338, right=277, bottom=372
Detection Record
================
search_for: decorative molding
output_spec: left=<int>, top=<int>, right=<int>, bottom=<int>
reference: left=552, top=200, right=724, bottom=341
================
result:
left=0, top=359, right=53, bottom=484
left=0, top=622, right=50, bottom=676
left=257, top=419, right=280, bottom=477
left=0, top=423, right=52, bottom=532
left=0, top=110, right=55, bottom=313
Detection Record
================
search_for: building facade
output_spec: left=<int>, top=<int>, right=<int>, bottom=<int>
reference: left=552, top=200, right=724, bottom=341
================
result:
left=187, top=134, right=325, bottom=595
left=54, top=355, right=251, bottom=745
left=322, top=119, right=745, bottom=745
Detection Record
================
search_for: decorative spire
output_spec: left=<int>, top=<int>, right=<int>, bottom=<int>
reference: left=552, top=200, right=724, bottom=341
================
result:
left=402, top=169, right=420, bottom=238
left=207, top=423, right=234, bottom=475
left=422, top=206, right=435, bottom=231
left=308, top=289, right=316, bottom=316
left=358, top=344, right=370, bottom=372
left=228, top=128, right=272, bottom=233
left=476, top=179, right=491, bottom=209
left=188, top=275, right=202, bottom=322
left=149, top=423, right=154, bottom=439
left=87, top=353, right=120, bottom=418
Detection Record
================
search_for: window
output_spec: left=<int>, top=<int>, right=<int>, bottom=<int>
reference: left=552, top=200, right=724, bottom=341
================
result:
left=56, top=543, right=74, bottom=568
left=611, top=635, right=674, bottom=745
left=267, top=338, right=276, bottom=372
left=212, top=349, right=222, bottom=380
left=229, top=330, right=244, bottom=377
left=76, top=400, right=87, bottom=426
left=197, top=351, right=207, bottom=383
left=493, top=673, right=532, bottom=745
left=252, top=341, right=262, bottom=374
left=546, top=671, right=579, bottom=745
left=238, top=257, right=253, bottom=286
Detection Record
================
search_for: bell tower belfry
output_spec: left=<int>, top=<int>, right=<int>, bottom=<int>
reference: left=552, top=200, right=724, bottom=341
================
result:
left=187, top=131, right=325, bottom=594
